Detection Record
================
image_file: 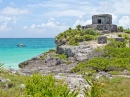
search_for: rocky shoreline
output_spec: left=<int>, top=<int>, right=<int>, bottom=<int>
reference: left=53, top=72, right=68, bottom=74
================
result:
left=1, top=32, right=130, bottom=97
left=18, top=40, right=105, bottom=74
left=13, top=39, right=107, bottom=97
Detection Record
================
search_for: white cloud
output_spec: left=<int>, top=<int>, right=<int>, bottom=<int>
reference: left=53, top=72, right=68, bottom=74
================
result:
left=0, top=22, right=11, bottom=31
left=23, top=26, right=28, bottom=30
left=48, top=18, right=55, bottom=22
left=97, top=1, right=116, bottom=14
left=1, top=6, right=29, bottom=15
left=30, top=24, right=36, bottom=29
left=112, top=14, right=118, bottom=24
left=45, top=9, right=86, bottom=17
left=73, top=16, right=92, bottom=28
left=0, top=16, right=16, bottom=24
left=119, top=16, right=130, bottom=28
left=85, top=19, right=92, bottom=25
left=22, top=18, right=69, bottom=37
left=114, top=0, right=130, bottom=15
left=28, top=3, right=69, bottom=9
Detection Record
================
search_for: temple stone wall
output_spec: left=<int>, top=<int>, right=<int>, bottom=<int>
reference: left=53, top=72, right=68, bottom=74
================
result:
left=82, top=14, right=117, bottom=32
left=92, top=14, right=112, bottom=24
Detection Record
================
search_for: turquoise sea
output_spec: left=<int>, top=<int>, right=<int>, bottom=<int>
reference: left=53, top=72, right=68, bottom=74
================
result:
left=0, top=38, right=55, bottom=69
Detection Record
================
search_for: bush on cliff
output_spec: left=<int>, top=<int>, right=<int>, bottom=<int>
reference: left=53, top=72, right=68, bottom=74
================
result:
left=55, top=28, right=100, bottom=46
left=58, top=53, right=67, bottom=60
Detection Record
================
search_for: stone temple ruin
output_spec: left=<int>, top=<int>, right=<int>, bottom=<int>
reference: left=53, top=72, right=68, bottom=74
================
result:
left=82, top=14, right=117, bottom=32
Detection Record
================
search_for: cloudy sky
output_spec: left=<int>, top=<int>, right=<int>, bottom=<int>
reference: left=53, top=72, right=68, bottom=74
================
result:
left=0, top=0, right=130, bottom=38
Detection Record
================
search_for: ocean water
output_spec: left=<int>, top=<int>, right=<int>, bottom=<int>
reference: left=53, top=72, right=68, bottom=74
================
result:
left=0, top=38, right=55, bottom=69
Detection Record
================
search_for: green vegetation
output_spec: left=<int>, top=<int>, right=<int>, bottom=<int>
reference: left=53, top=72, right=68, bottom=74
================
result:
left=0, top=69, right=78, bottom=97
left=0, top=68, right=29, bottom=97
left=58, top=53, right=67, bottom=60
left=71, top=40, right=130, bottom=74
left=55, top=27, right=100, bottom=46
left=66, top=61, right=71, bottom=65
left=24, top=73, right=78, bottom=97
left=118, top=33, right=122, bottom=37
left=0, top=63, right=3, bottom=68
left=84, top=79, right=102, bottom=97
left=117, top=26, right=124, bottom=32
left=124, top=34, right=129, bottom=39
left=84, top=76, right=130, bottom=97
left=40, top=49, right=56, bottom=60
left=40, top=50, right=67, bottom=60
left=100, top=77, right=130, bottom=97
left=124, top=28, right=130, bottom=34
left=1, top=25, right=130, bottom=97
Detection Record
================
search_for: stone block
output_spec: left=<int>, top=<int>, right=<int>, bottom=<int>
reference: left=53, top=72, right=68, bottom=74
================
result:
left=114, top=37, right=124, bottom=42
left=97, top=36, right=107, bottom=44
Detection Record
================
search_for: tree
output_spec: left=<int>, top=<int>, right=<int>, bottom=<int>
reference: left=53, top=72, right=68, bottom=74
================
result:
left=76, top=24, right=81, bottom=30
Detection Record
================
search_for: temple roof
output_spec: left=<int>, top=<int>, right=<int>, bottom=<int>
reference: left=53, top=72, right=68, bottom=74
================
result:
left=92, top=14, right=112, bottom=17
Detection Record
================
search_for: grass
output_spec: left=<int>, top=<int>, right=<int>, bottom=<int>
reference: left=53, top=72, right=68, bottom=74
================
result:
left=0, top=69, right=29, bottom=97
left=100, top=77, right=130, bottom=97
left=0, top=70, right=78, bottom=97
left=83, top=76, right=130, bottom=97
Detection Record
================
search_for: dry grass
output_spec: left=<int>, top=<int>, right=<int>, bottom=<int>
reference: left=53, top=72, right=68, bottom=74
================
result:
left=100, top=77, right=130, bottom=97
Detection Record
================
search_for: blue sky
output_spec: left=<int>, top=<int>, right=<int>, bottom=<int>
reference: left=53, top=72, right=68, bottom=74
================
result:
left=0, top=0, right=130, bottom=38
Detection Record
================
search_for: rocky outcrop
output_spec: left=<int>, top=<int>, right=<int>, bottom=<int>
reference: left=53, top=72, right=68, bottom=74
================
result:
left=97, top=36, right=107, bottom=44
left=44, top=54, right=66, bottom=66
left=18, top=52, right=78, bottom=75
left=55, top=38, right=67, bottom=46
left=56, top=41, right=104, bottom=62
left=18, top=54, right=45, bottom=68
left=55, top=74, right=88, bottom=97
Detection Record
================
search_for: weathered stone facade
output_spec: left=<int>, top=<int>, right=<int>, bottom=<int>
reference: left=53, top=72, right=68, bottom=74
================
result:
left=82, top=14, right=117, bottom=32
left=92, top=14, right=112, bottom=24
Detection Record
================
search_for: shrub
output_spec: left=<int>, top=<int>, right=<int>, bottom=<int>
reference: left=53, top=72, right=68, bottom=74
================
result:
left=124, top=34, right=129, bottom=39
left=76, top=24, right=81, bottom=30
left=124, top=28, right=130, bottom=34
left=117, top=26, right=124, bottom=32
left=84, top=35, right=95, bottom=41
left=104, top=47, right=130, bottom=58
left=71, top=57, right=110, bottom=72
left=105, top=40, right=126, bottom=48
left=84, top=28, right=98, bottom=35
left=84, top=79, right=102, bottom=97
left=58, top=53, right=67, bottom=60
left=118, top=34, right=122, bottom=37
left=55, top=28, right=99, bottom=46
left=24, top=74, right=78, bottom=97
